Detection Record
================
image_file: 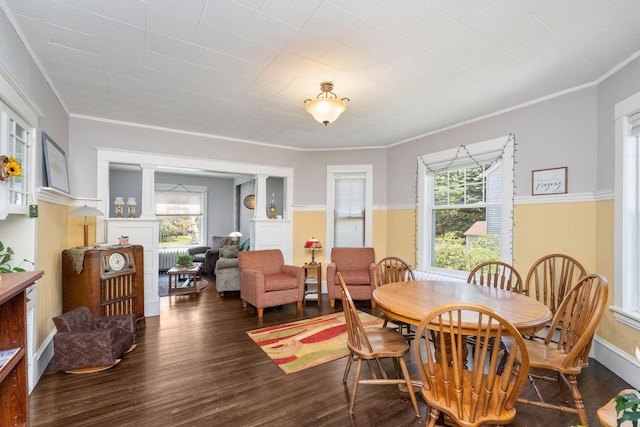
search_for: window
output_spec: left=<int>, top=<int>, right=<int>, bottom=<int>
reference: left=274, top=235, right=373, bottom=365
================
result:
left=613, top=90, right=640, bottom=330
left=418, top=136, right=514, bottom=276
left=155, top=185, right=206, bottom=247
left=326, top=165, right=372, bottom=250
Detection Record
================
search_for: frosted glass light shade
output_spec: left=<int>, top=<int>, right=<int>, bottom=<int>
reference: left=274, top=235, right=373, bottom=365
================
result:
left=305, top=98, right=347, bottom=126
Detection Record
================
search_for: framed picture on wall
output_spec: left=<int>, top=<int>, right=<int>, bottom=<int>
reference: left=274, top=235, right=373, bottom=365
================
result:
left=532, top=166, right=567, bottom=195
left=42, top=132, right=70, bottom=193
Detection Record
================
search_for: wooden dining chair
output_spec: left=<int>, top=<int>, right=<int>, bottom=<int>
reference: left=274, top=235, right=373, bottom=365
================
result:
left=524, top=253, right=587, bottom=315
left=372, top=257, right=415, bottom=338
left=516, top=273, right=608, bottom=427
left=467, top=261, right=524, bottom=293
left=466, top=261, right=523, bottom=374
left=413, top=302, right=530, bottom=427
left=338, top=273, right=420, bottom=417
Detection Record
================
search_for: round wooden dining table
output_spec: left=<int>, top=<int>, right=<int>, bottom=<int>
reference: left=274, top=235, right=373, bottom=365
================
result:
left=373, top=280, right=552, bottom=335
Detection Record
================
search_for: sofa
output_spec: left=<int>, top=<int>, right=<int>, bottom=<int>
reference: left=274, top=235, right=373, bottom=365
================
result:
left=188, top=236, right=231, bottom=275
left=215, top=245, right=240, bottom=296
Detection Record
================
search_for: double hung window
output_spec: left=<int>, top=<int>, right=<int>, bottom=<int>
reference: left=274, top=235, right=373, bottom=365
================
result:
left=418, top=136, right=514, bottom=275
left=613, top=91, right=640, bottom=329
left=155, top=185, right=206, bottom=247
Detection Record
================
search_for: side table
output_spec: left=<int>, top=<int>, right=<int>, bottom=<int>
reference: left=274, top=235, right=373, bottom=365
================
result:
left=303, top=263, right=322, bottom=305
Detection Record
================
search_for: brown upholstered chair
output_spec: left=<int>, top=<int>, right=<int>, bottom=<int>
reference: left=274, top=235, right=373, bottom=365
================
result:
left=414, top=302, right=530, bottom=427
left=525, top=253, right=587, bottom=314
left=238, top=249, right=304, bottom=317
left=517, top=273, right=608, bottom=427
left=52, top=306, right=136, bottom=372
left=338, top=273, right=420, bottom=417
left=326, top=247, right=376, bottom=308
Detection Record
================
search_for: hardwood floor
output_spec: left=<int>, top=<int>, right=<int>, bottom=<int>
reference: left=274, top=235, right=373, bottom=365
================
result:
left=30, top=278, right=631, bottom=426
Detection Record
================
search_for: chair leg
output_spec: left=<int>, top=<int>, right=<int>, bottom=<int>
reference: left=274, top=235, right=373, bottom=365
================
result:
left=330, top=299, right=335, bottom=307
left=343, top=354, right=353, bottom=383
left=349, top=358, right=363, bottom=414
left=371, top=299, right=376, bottom=308
left=257, top=308, right=264, bottom=317
left=398, top=356, right=420, bottom=417
left=427, top=408, right=439, bottom=427
left=296, top=301, right=302, bottom=310
left=566, top=374, right=588, bottom=427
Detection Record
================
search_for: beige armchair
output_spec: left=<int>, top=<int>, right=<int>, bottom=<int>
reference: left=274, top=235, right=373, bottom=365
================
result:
left=238, top=249, right=304, bottom=317
left=326, top=247, right=376, bottom=308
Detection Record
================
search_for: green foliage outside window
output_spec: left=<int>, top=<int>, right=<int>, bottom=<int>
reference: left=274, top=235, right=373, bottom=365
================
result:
left=434, top=233, right=500, bottom=271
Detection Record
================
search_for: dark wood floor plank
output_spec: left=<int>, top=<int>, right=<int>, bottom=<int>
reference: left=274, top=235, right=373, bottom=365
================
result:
left=29, top=280, right=632, bottom=426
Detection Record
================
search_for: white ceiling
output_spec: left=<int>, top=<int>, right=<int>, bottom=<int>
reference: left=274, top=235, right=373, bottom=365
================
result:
left=2, top=0, right=640, bottom=150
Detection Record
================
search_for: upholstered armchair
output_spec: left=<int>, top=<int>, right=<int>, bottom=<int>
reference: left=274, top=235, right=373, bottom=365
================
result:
left=52, top=306, right=136, bottom=372
left=238, top=249, right=304, bottom=317
left=326, top=247, right=376, bottom=308
left=215, top=245, right=240, bottom=296
left=188, top=235, right=231, bottom=275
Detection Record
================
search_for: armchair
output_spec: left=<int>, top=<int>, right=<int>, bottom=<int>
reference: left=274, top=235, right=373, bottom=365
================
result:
left=326, top=247, right=376, bottom=308
left=188, top=236, right=231, bottom=275
left=238, top=249, right=304, bottom=317
left=215, top=245, right=241, bottom=296
left=52, top=306, right=136, bottom=372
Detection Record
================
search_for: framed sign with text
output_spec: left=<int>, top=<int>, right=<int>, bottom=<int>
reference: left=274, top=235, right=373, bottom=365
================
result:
left=532, top=167, right=567, bottom=195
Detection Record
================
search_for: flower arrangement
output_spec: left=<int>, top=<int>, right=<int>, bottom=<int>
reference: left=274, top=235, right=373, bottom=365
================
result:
left=0, top=155, right=21, bottom=182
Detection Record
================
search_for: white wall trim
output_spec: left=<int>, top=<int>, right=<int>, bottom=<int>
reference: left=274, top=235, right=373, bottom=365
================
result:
left=515, top=190, right=614, bottom=205
left=30, top=329, right=55, bottom=394
left=593, top=336, right=640, bottom=389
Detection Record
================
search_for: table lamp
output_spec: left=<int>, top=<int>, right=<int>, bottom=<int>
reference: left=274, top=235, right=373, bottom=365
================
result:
left=304, top=237, right=322, bottom=265
left=228, top=231, right=242, bottom=245
left=68, top=205, right=104, bottom=247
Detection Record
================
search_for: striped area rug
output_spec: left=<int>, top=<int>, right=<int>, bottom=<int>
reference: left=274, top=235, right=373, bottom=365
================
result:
left=247, top=311, right=384, bottom=375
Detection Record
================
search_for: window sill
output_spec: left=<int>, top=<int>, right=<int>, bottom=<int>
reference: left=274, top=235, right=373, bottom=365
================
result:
left=610, top=306, right=640, bottom=331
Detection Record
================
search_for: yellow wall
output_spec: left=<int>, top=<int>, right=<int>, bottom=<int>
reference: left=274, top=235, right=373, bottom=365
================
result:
left=513, top=202, right=597, bottom=276
left=35, top=202, right=69, bottom=347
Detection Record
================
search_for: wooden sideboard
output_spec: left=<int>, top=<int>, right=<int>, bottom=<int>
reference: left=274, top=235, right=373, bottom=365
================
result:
left=0, top=270, right=44, bottom=427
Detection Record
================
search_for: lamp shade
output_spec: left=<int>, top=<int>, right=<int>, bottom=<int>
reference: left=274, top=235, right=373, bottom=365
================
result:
left=228, top=231, right=242, bottom=238
left=68, top=205, right=104, bottom=217
left=304, top=98, right=347, bottom=126
left=304, top=238, right=322, bottom=249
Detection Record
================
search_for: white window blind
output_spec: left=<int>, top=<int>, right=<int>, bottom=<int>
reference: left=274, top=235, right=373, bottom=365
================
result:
left=156, top=191, right=203, bottom=215
left=334, top=174, right=365, bottom=247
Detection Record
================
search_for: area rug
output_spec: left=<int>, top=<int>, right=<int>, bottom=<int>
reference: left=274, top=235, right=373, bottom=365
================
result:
left=247, top=311, right=384, bottom=375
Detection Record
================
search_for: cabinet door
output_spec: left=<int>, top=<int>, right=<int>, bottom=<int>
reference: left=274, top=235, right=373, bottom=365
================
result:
left=0, top=101, right=34, bottom=219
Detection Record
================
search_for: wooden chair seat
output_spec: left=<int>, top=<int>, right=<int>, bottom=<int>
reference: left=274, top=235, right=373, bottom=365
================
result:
left=523, top=338, right=587, bottom=375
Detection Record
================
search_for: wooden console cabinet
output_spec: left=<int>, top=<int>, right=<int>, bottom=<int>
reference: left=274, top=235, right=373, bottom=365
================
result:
left=62, top=245, right=145, bottom=325
left=0, top=270, right=44, bottom=427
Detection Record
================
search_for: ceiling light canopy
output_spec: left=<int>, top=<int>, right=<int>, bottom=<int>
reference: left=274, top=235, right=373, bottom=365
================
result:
left=304, top=81, right=349, bottom=126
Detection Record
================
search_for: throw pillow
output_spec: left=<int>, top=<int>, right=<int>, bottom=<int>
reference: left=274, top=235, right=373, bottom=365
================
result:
left=210, top=236, right=228, bottom=248
left=238, top=238, right=250, bottom=251
left=221, top=245, right=239, bottom=258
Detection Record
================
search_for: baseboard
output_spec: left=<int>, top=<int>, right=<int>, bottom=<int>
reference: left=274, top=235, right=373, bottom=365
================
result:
left=29, top=329, right=55, bottom=394
left=593, top=335, right=640, bottom=389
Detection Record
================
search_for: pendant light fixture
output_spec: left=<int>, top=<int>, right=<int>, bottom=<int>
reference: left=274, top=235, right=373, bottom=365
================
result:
left=304, top=81, right=349, bottom=126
